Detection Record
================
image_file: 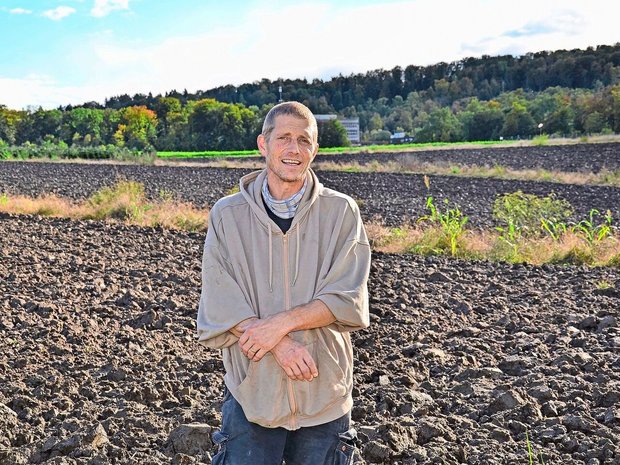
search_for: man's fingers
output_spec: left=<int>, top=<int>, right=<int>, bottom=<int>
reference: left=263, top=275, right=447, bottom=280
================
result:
left=252, top=348, right=265, bottom=362
left=303, top=355, right=319, bottom=378
left=290, top=363, right=303, bottom=380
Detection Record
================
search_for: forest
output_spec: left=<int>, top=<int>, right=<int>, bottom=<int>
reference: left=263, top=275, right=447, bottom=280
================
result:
left=1, top=43, right=619, bottom=151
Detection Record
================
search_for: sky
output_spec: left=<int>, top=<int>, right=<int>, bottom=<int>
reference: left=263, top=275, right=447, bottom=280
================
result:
left=1, top=0, right=619, bottom=110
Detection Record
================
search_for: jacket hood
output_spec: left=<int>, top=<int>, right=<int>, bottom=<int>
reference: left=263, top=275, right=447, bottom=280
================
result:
left=239, top=168, right=322, bottom=232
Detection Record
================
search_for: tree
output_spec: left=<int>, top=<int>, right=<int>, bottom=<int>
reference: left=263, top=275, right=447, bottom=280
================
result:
left=459, top=99, right=505, bottom=141
left=61, top=108, right=105, bottom=145
left=501, top=101, right=536, bottom=138
left=584, top=111, right=608, bottom=134
left=189, top=99, right=258, bottom=151
left=318, top=119, right=350, bottom=148
left=415, top=108, right=463, bottom=142
left=154, top=96, right=182, bottom=138
left=115, top=106, right=158, bottom=149
left=17, top=109, right=63, bottom=144
left=0, top=106, right=24, bottom=144
left=610, top=84, right=620, bottom=132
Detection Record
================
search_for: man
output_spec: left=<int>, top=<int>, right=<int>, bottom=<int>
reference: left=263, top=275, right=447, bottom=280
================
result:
left=197, top=101, right=370, bottom=465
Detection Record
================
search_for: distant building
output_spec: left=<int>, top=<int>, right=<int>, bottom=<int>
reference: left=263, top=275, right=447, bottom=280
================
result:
left=314, top=114, right=360, bottom=145
left=390, top=132, right=414, bottom=144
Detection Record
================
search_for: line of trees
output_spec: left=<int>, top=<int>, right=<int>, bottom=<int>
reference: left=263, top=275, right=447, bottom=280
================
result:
left=1, top=44, right=619, bottom=151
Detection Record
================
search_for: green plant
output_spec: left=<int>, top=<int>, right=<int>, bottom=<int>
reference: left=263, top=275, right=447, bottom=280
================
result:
left=419, top=196, right=468, bottom=256
left=226, top=185, right=240, bottom=196
left=532, top=134, right=549, bottom=146
left=599, top=169, right=620, bottom=187
left=158, top=189, right=174, bottom=202
left=595, top=279, right=611, bottom=290
left=86, top=180, right=147, bottom=220
left=571, top=209, right=613, bottom=246
left=526, top=430, right=545, bottom=465
left=493, top=191, right=573, bottom=239
left=540, top=217, right=568, bottom=241
left=0, top=193, right=8, bottom=206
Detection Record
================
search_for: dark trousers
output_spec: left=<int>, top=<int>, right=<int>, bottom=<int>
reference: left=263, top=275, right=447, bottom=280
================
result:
left=211, top=390, right=359, bottom=465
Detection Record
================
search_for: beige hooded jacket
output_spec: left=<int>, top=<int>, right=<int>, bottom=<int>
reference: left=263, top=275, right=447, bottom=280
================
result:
left=196, top=168, right=370, bottom=430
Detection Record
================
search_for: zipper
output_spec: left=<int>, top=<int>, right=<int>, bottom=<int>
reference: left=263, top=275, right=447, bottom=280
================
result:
left=282, top=233, right=298, bottom=430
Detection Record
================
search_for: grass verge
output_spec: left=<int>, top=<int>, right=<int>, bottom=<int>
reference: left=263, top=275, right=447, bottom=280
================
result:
left=0, top=181, right=209, bottom=232
left=366, top=222, right=620, bottom=267
left=2, top=182, right=618, bottom=267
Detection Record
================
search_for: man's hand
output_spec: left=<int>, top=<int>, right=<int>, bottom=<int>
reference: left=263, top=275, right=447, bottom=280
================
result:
left=238, top=314, right=288, bottom=362
left=230, top=317, right=258, bottom=338
left=272, top=336, right=318, bottom=381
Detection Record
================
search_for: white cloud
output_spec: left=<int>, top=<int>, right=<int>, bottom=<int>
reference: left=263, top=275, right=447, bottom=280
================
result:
left=0, top=74, right=108, bottom=110
left=84, top=0, right=620, bottom=98
left=9, top=8, right=32, bottom=14
left=91, top=0, right=129, bottom=18
left=42, top=6, right=77, bottom=21
left=3, top=0, right=620, bottom=109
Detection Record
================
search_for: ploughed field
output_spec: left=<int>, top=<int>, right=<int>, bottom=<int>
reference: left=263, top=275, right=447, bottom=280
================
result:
left=1, top=144, right=620, bottom=465
left=2, top=144, right=620, bottom=228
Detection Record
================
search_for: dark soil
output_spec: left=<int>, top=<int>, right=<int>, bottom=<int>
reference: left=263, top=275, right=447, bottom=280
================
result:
left=317, top=142, right=620, bottom=174
left=1, top=159, right=620, bottom=228
left=187, top=142, right=620, bottom=173
left=1, top=147, right=620, bottom=464
left=1, top=213, right=619, bottom=464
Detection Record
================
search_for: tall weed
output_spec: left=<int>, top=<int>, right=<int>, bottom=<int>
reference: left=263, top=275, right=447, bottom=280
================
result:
left=493, top=191, right=572, bottom=240
left=418, top=196, right=469, bottom=256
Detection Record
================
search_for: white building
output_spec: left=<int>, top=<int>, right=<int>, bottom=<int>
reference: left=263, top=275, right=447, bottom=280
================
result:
left=314, top=114, right=360, bottom=145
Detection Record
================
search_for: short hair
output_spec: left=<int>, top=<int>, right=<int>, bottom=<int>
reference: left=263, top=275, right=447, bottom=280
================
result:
left=262, top=101, right=318, bottom=142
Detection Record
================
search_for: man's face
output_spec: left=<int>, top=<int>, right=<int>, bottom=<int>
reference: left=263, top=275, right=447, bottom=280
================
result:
left=257, top=114, right=318, bottom=194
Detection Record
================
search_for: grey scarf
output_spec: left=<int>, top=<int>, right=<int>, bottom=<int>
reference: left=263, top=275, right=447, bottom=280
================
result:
left=262, top=176, right=307, bottom=219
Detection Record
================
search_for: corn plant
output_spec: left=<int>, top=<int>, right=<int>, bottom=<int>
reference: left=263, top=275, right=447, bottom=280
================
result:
left=540, top=217, right=568, bottom=241
left=571, top=209, right=613, bottom=246
left=419, top=196, right=468, bottom=256
left=493, top=191, right=573, bottom=239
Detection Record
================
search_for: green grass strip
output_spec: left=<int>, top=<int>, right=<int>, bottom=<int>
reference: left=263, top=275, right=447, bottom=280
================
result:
left=158, top=149, right=260, bottom=158
left=157, top=140, right=514, bottom=159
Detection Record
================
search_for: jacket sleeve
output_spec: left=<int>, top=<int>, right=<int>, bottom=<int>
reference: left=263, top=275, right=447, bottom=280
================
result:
left=196, top=207, right=256, bottom=349
left=314, top=199, right=371, bottom=333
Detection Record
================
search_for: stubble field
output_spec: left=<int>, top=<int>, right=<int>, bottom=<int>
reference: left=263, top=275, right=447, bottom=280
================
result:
left=1, top=143, right=620, bottom=465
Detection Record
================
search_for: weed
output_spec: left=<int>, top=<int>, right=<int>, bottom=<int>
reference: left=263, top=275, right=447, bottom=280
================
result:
left=226, top=185, right=240, bottom=196
left=0, top=193, right=8, bottom=206
left=418, top=196, right=469, bottom=256
left=493, top=191, right=573, bottom=239
left=532, top=134, right=549, bottom=146
left=571, top=209, right=613, bottom=246
left=525, top=430, right=545, bottom=465
left=491, top=164, right=507, bottom=177
left=540, top=217, right=568, bottom=241
left=86, top=180, right=146, bottom=221
left=598, top=169, right=620, bottom=187
left=595, top=279, right=612, bottom=290
left=158, top=189, right=174, bottom=202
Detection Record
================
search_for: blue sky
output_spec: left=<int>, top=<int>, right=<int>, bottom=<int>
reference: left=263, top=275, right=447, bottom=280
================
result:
left=1, top=0, right=619, bottom=109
